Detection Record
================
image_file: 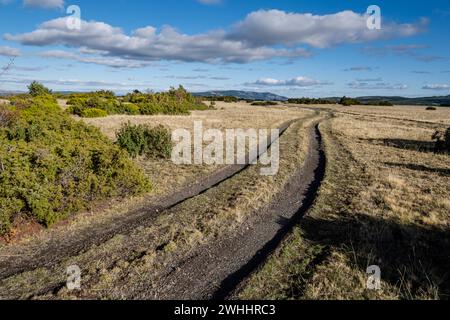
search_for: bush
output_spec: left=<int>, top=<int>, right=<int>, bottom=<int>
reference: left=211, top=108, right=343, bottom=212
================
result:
left=122, top=103, right=140, bottom=115
left=432, top=127, right=450, bottom=153
left=116, top=122, right=173, bottom=159
left=0, top=104, right=18, bottom=127
left=81, top=108, right=108, bottom=118
left=66, top=86, right=206, bottom=117
left=28, top=81, right=52, bottom=97
left=0, top=97, right=151, bottom=235
left=340, top=96, right=360, bottom=106
left=288, top=98, right=335, bottom=105
left=251, top=101, right=278, bottom=106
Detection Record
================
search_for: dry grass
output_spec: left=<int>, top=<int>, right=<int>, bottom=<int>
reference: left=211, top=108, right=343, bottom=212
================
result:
left=240, top=106, right=450, bottom=300
left=288, top=103, right=450, bottom=126
left=0, top=105, right=320, bottom=299
left=83, top=101, right=313, bottom=197
left=84, top=101, right=304, bottom=139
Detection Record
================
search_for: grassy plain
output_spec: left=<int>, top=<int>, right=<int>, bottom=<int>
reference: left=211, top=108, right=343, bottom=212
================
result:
left=239, top=104, right=450, bottom=300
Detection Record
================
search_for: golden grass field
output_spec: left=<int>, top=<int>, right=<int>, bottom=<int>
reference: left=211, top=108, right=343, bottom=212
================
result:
left=0, top=103, right=322, bottom=299
left=1, top=99, right=449, bottom=300
left=83, top=101, right=310, bottom=197
left=239, top=103, right=450, bottom=300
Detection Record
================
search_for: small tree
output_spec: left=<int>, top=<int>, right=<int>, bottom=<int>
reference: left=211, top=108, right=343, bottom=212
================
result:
left=28, top=81, right=52, bottom=97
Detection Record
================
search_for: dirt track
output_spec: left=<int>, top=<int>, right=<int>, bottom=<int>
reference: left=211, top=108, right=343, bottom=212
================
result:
left=0, top=120, right=296, bottom=281
left=147, top=124, right=325, bottom=299
left=0, top=117, right=327, bottom=299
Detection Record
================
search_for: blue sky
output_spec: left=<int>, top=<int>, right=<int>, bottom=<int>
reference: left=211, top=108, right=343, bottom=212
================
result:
left=0, top=0, right=449, bottom=97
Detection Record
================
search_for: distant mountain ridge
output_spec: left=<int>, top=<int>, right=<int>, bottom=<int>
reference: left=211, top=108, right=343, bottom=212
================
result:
left=2, top=89, right=449, bottom=106
left=193, top=91, right=450, bottom=105
left=325, top=95, right=450, bottom=106
left=193, top=90, right=289, bottom=101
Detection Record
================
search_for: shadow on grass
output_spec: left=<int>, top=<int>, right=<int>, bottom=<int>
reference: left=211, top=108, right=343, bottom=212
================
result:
left=366, top=138, right=437, bottom=153
left=299, top=213, right=450, bottom=299
left=384, top=162, right=450, bottom=177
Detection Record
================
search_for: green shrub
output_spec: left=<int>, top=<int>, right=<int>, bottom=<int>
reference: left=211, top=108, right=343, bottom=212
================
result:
left=0, top=104, right=18, bottom=127
left=0, top=96, right=151, bottom=235
left=339, top=96, right=360, bottom=106
left=116, top=122, right=173, bottom=159
left=81, top=108, right=108, bottom=118
left=288, top=98, right=335, bottom=104
left=122, top=103, right=140, bottom=115
left=432, top=127, right=450, bottom=153
left=66, top=87, right=207, bottom=117
left=28, top=81, right=52, bottom=97
left=251, top=101, right=278, bottom=106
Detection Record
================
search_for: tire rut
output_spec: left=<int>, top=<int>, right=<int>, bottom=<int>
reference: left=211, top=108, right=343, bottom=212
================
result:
left=143, top=121, right=326, bottom=300
left=0, top=119, right=298, bottom=281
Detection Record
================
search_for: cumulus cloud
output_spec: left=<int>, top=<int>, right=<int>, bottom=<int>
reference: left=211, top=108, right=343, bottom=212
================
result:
left=0, top=46, right=21, bottom=57
left=249, top=76, right=332, bottom=87
left=228, top=10, right=427, bottom=48
left=4, top=17, right=311, bottom=64
left=422, top=84, right=450, bottom=90
left=40, top=50, right=152, bottom=68
left=348, top=81, right=408, bottom=90
left=3, top=9, right=426, bottom=66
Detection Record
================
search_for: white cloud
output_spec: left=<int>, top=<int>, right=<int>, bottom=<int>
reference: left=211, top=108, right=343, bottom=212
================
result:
left=249, top=76, right=332, bottom=87
left=348, top=81, right=408, bottom=90
left=422, top=84, right=450, bottom=90
left=4, top=17, right=311, bottom=64
left=3, top=9, right=426, bottom=66
left=229, top=10, right=427, bottom=48
left=40, top=50, right=152, bottom=68
left=0, top=46, right=21, bottom=57
left=23, top=0, right=64, bottom=9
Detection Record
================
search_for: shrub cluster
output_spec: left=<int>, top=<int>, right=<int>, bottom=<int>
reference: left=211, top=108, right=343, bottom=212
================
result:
left=250, top=101, right=278, bottom=106
left=0, top=95, right=151, bottom=235
left=202, top=96, right=238, bottom=103
left=288, top=98, right=335, bottom=105
left=0, top=104, right=18, bottom=127
left=339, top=96, right=361, bottom=106
left=116, top=122, right=173, bottom=159
left=81, top=108, right=108, bottom=118
left=66, top=86, right=208, bottom=118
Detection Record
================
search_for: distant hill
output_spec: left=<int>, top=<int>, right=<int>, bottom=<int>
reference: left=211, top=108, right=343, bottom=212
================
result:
left=325, top=95, right=450, bottom=106
left=193, top=90, right=289, bottom=101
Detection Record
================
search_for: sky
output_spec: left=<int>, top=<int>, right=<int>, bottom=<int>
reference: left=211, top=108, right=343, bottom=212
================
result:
left=0, top=0, right=449, bottom=97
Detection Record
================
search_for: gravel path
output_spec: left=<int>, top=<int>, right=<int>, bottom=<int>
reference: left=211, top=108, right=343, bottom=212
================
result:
left=0, top=120, right=296, bottom=281
left=145, top=123, right=326, bottom=299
